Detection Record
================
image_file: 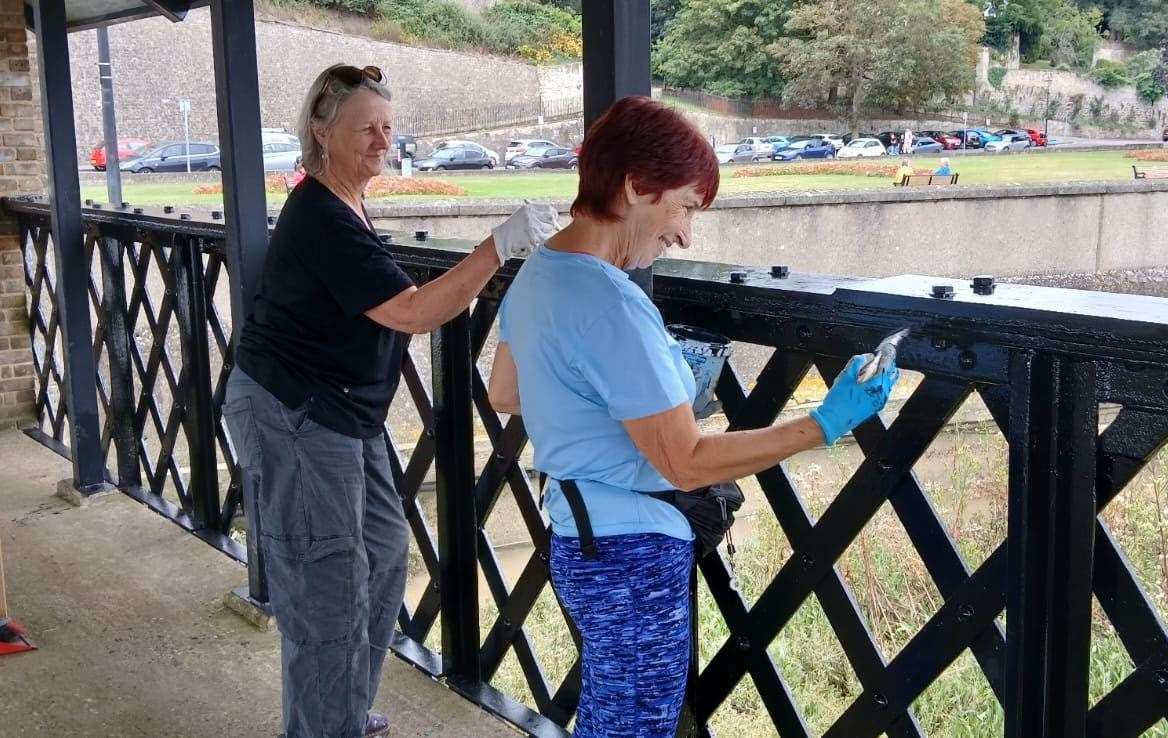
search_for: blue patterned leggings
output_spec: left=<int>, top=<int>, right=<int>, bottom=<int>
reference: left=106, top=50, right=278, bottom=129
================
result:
left=550, top=532, right=694, bottom=738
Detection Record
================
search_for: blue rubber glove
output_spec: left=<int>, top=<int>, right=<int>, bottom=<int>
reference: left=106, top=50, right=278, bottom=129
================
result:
left=809, top=354, right=900, bottom=445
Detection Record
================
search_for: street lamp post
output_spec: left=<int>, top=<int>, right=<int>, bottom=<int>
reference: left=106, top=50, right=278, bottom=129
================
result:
left=1043, top=73, right=1053, bottom=142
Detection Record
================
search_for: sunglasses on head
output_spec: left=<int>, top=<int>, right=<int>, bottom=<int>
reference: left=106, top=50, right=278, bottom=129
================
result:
left=328, top=64, right=385, bottom=86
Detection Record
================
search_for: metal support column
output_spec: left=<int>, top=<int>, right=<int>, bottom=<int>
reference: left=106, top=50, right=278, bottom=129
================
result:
left=32, top=0, right=110, bottom=494
left=432, top=306, right=481, bottom=684
left=209, top=0, right=268, bottom=345
left=96, top=27, right=122, bottom=205
left=210, top=0, right=271, bottom=605
left=581, top=0, right=653, bottom=295
left=1005, top=350, right=1098, bottom=738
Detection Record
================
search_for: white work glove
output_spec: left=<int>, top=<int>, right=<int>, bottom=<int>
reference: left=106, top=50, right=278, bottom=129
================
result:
left=491, top=200, right=560, bottom=265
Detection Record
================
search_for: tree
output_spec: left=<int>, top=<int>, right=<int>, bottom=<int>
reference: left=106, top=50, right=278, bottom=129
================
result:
left=983, top=0, right=1103, bottom=66
left=651, top=0, right=682, bottom=45
left=776, top=0, right=984, bottom=134
left=1087, top=0, right=1168, bottom=49
left=653, top=0, right=793, bottom=97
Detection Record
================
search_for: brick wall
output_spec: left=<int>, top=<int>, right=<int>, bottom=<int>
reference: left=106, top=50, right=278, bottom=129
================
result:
left=0, top=0, right=41, bottom=428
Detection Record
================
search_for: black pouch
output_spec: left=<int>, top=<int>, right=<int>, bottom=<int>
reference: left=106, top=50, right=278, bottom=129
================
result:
left=649, top=481, right=744, bottom=559
left=556, top=479, right=743, bottom=560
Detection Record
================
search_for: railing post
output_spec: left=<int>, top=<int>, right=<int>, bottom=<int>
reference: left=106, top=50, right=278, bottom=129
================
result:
left=173, top=235, right=220, bottom=532
left=210, top=0, right=270, bottom=607
left=32, top=0, right=111, bottom=496
left=1005, top=350, right=1098, bottom=738
left=432, top=306, right=481, bottom=684
left=581, top=0, right=653, bottom=296
left=97, top=235, right=139, bottom=488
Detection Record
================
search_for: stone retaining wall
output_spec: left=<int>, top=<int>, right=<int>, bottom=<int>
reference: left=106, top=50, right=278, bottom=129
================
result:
left=366, top=180, right=1168, bottom=291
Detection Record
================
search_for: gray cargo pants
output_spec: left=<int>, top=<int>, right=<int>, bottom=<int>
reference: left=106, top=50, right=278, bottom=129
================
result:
left=223, top=368, right=409, bottom=738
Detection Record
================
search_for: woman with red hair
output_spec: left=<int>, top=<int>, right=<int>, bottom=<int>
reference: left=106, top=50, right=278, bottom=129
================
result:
left=488, top=97, right=898, bottom=735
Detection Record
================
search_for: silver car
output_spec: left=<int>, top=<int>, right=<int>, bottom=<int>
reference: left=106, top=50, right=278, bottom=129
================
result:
left=985, top=133, right=1031, bottom=153
left=716, top=143, right=760, bottom=164
left=262, top=140, right=302, bottom=172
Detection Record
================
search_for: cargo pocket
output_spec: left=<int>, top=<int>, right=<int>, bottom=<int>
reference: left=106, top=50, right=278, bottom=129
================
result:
left=262, top=535, right=358, bottom=646
left=223, top=396, right=261, bottom=470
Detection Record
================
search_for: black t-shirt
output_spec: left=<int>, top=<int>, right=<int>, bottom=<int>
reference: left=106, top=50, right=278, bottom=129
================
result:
left=236, top=177, right=415, bottom=438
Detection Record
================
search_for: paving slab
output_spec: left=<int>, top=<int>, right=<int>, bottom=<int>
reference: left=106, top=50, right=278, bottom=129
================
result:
left=0, top=429, right=518, bottom=738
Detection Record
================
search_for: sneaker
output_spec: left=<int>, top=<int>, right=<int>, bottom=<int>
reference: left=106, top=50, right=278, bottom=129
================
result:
left=364, top=712, right=390, bottom=737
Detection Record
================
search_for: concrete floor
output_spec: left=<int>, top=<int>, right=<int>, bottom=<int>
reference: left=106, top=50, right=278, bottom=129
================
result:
left=0, top=429, right=517, bottom=738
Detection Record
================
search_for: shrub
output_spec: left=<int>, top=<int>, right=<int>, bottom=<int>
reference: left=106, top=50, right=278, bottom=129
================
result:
left=193, top=174, right=468, bottom=197
left=364, top=175, right=468, bottom=197
left=1126, top=149, right=1168, bottom=162
left=310, top=0, right=378, bottom=13
left=1134, top=71, right=1166, bottom=104
left=376, top=0, right=485, bottom=49
left=482, top=0, right=582, bottom=61
left=733, top=162, right=933, bottom=179
left=1090, top=59, right=1130, bottom=88
left=988, top=67, right=1007, bottom=89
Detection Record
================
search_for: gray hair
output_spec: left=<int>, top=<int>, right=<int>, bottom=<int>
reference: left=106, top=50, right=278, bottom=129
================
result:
left=297, top=64, right=393, bottom=177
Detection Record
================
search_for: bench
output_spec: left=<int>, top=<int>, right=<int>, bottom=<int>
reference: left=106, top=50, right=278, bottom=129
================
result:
left=896, top=173, right=959, bottom=187
left=1132, top=164, right=1168, bottom=180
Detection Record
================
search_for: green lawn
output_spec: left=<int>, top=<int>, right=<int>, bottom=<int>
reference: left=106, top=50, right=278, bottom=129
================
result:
left=79, top=149, right=1150, bottom=208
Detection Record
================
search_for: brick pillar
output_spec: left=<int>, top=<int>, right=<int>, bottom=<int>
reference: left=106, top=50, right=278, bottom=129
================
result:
left=0, top=0, right=44, bottom=428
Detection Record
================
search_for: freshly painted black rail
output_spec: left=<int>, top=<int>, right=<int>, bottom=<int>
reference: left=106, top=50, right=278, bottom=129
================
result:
left=6, top=196, right=1168, bottom=738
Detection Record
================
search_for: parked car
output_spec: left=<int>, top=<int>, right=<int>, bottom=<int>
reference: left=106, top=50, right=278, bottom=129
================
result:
left=817, top=134, right=846, bottom=150
left=762, top=135, right=791, bottom=152
left=1163, top=125, right=1168, bottom=142
left=89, top=138, right=150, bottom=171
left=390, top=133, right=418, bottom=169
left=505, top=138, right=557, bottom=163
left=1024, top=128, right=1048, bottom=146
left=773, top=138, right=835, bottom=161
left=911, top=136, right=944, bottom=154
left=415, top=146, right=494, bottom=171
left=739, top=136, right=774, bottom=156
left=948, top=130, right=985, bottom=149
left=506, top=146, right=578, bottom=169
left=838, top=137, right=886, bottom=158
left=985, top=133, right=1032, bottom=153
left=715, top=143, right=759, bottom=165
left=120, top=141, right=221, bottom=173
left=993, top=128, right=1030, bottom=141
left=969, top=128, right=1003, bottom=143
left=262, top=140, right=302, bottom=172
left=920, top=130, right=962, bottom=150
left=434, top=139, right=499, bottom=167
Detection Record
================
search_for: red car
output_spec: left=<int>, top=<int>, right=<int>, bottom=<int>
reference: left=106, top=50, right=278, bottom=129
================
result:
left=1024, top=128, right=1047, bottom=147
left=921, top=130, right=962, bottom=150
left=89, top=138, right=150, bottom=171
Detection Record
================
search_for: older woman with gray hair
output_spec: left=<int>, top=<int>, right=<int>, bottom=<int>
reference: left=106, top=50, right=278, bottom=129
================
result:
left=223, top=63, right=557, bottom=738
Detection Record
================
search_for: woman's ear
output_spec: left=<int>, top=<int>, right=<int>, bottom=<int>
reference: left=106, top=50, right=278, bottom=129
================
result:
left=312, top=123, right=329, bottom=152
left=623, top=175, right=652, bottom=207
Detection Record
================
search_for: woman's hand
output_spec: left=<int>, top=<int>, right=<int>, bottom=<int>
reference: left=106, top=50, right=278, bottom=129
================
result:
left=809, top=355, right=900, bottom=446
left=491, top=200, right=560, bottom=265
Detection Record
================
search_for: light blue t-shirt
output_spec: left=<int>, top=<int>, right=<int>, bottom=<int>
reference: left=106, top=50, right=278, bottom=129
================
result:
left=498, top=245, right=696, bottom=541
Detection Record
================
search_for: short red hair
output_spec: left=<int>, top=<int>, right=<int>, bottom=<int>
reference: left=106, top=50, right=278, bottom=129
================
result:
left=571, top=96, right=719, bottom=222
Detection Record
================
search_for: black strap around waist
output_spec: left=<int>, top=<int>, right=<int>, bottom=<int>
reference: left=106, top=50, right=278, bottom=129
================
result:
left=557, top=479, right=599, bottom=559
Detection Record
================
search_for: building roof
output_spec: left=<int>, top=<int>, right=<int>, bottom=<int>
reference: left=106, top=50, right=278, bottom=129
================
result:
left=27, top=0, right=208, bottom=33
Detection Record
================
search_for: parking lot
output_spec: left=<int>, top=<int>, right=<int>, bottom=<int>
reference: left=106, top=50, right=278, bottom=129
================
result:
left=78, top=146, right=1168, bottom=208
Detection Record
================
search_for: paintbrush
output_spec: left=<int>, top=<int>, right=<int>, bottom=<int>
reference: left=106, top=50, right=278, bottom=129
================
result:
left=857, top=328, right=910, bottom=383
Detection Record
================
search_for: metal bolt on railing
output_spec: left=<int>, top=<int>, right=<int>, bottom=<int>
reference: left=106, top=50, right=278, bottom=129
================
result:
left=972, top=275, right=996, bottom=295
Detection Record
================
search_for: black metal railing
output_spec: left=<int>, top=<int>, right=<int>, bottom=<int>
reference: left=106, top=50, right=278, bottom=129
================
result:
left=6, top=196, right=1168, bottom=738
